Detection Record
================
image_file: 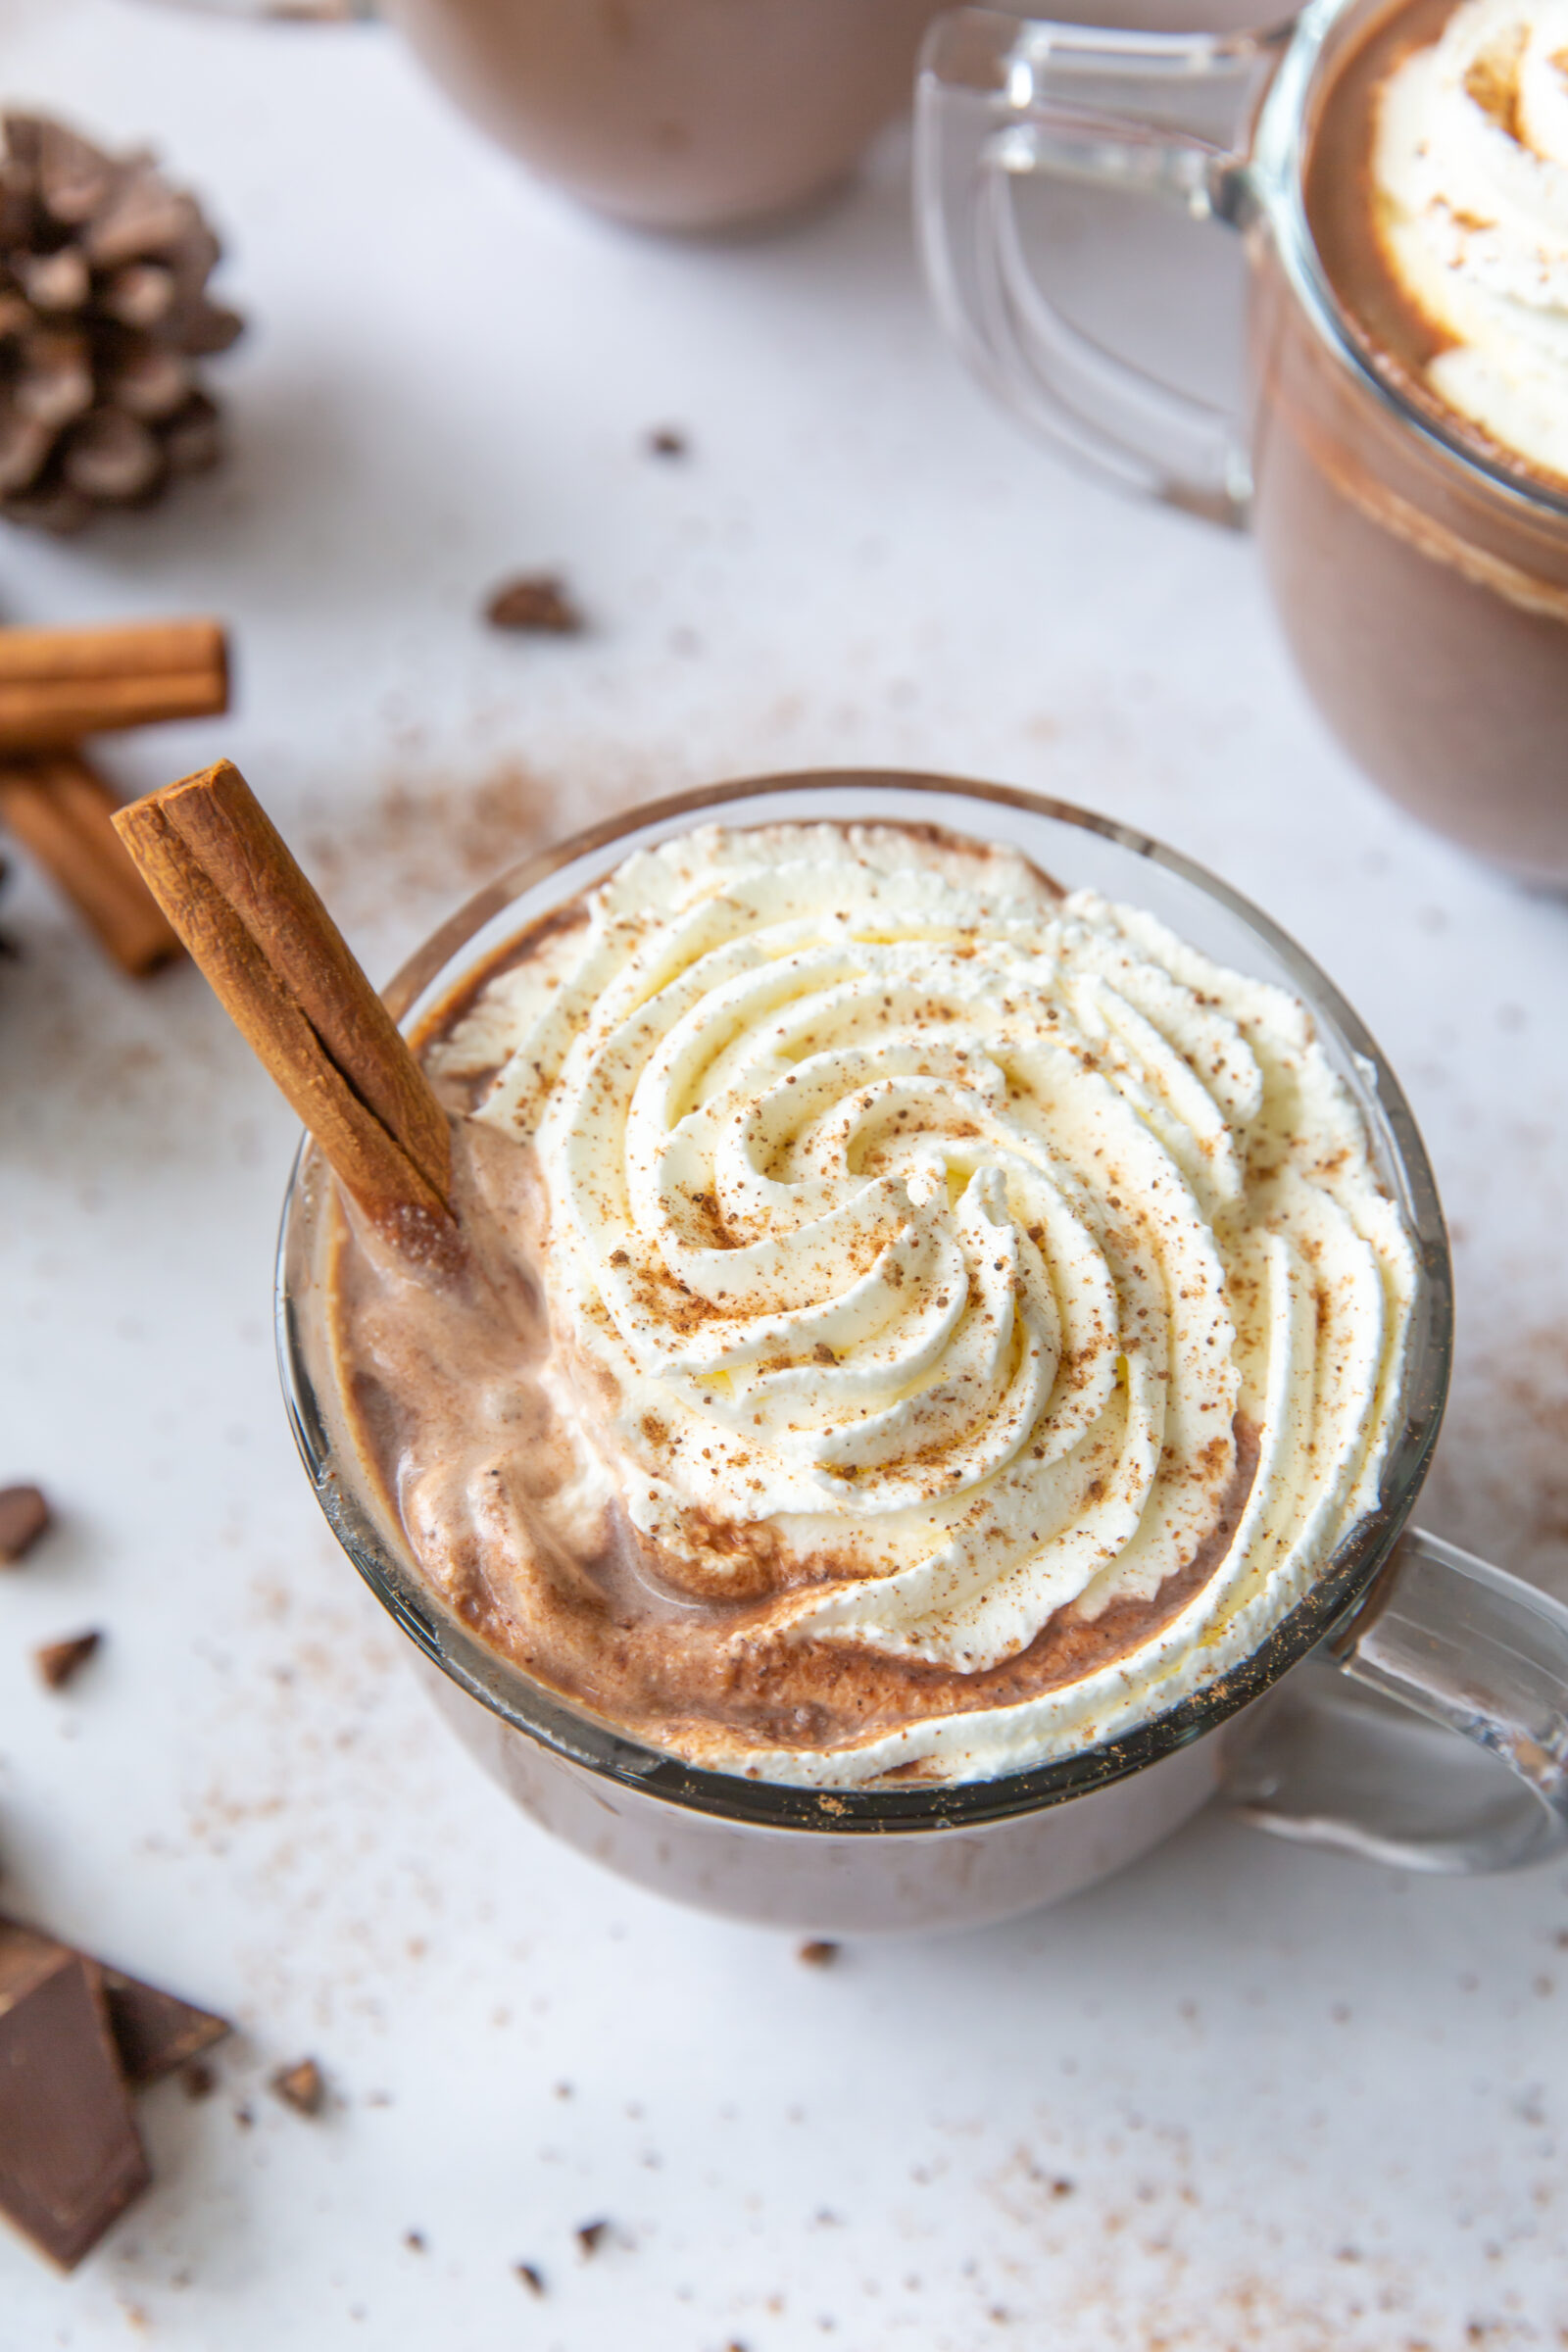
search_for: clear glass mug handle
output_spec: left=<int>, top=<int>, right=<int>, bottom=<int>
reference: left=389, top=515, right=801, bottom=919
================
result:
left=914, top=8, right=1291, bottom=525
left=1224, top=1528, right=1568, bottom=1873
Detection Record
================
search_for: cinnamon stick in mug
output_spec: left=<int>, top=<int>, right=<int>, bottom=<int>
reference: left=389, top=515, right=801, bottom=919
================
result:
left=0, top=753, right=184, bottom=976
left=113, top=760, right=455, bottom=1251
left=0, top=619, right=228, bottom=751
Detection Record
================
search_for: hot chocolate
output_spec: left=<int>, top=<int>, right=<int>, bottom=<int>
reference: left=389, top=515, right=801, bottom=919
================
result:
left=330, top=819, right=1416, bottom=1790
left=1251, top=0, right=1568, bottom=877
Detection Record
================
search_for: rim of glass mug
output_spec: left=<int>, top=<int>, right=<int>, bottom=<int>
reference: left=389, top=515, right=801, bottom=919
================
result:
left=915, top=0, right=1568, bottom=529
left=1255, top=0, right=1568, bottom=525
left=275, top=770, right=1452, bottom=1835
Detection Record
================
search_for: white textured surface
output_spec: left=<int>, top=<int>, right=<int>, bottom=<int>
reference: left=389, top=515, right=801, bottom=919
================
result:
left=1, top=3, right=1566, bottom=2345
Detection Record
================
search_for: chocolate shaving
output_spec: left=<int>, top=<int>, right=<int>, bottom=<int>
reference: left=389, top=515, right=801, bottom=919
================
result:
left=483, top=573, right=585, bottom=635
left=100, top=1968, right=228, bottom=2085
left=0, top=1482, right=50, bottom=1563
left=34, top=1628, right=100, bottom=1689
left=270, top=2056, right=325, bottom=2116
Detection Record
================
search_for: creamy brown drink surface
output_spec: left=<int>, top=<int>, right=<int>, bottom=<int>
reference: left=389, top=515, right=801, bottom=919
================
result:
left=333, top=821, right=1415, bottom=1789
left=1250, top=0, right=1568, bottom=878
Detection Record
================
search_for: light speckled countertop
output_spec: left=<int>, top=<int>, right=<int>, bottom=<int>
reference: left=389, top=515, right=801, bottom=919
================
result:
left=1, top=4, right=1566, bottom=2344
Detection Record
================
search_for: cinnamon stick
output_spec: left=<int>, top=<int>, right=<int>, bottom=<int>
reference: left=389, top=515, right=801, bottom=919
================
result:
left=0, top=619, right=227, bottom=751
left=0, top=752, right=184, bottom=975
left=113, top=760, right=455, bottom=1250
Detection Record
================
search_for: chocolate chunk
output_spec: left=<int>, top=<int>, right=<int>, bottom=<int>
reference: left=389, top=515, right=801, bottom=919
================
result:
left=575, top=2218, right=610, bottom=2255
left=515, top=2262, right=545, bottom=2294
left=34, top=1629, right=100, bottom=1689
left=270, top=2056, right=324, bottom=2116
left=798, top=1939, right=839, bottom=1967
left=0, top=1483, right=50, bottom=1564
left=646, top=426, right=688, bottom=459
left=483, top=573, right=585, bottom=634
left=101, top=1968, right=228, bottom=2085
left=0, top=1922, right=149, bottom=2269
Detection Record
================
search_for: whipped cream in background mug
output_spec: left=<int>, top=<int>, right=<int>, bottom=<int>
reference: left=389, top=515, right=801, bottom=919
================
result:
left=1374, top=0, right=1568, bottom=484
left=280, top=775, right=1568, bottom=1933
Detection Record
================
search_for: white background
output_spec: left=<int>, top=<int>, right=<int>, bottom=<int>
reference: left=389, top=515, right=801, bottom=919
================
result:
left=1, top=3, right=1566, bottom=2345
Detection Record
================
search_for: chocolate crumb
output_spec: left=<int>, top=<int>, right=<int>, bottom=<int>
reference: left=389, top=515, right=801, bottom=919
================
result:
left=0, top=1485, right=50, bottom=1565
left=182, top=2062, right=216, bottom=2101
left=34, top=1630, right=100, bottom=1690
left=233, top=2104, right=253, bottom=2129
left=270, top=2058, right=324, bottom=2117
left=575, top=2218, right=610, bottom=2255
left=646, top=426, right=688, bottom=459
left=484, top=573, right=585, bottom=635
left=515, top=2262, right=545, bottom=2294
left=404, top=2229, right=425, bottom=2252
left=798, top=1940, right=839, bottom=1968
left=102, top=1970, right=228, bottom=2085
left=1051, top=2178, right=1075, bottom=2198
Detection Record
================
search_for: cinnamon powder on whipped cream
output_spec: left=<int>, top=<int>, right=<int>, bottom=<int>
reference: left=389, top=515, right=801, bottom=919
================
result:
left=331, top=821, right=1416, bottom=1788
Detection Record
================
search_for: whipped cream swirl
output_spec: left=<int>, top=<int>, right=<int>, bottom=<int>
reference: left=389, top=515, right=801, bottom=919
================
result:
left=425, top=822, right=1415, bottom=1785
left=1374, top=0, right=1568, bottom=482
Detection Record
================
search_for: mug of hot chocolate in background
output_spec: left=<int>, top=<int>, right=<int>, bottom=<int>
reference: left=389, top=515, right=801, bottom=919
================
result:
left=917, top=0, right=1568, bottom=883
left=276, top=772, right=1568, bottom=1936
left=147, top=0, right=952, bottom=231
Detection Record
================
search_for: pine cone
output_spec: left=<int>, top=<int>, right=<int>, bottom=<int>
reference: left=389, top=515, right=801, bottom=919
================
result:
left=0, top=114, right=243, bottom=533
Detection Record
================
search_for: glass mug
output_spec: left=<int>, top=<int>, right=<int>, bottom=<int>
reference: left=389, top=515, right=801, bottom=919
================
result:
left=916, top=2, right=1568, bottom=883
left=276, top=770, right=1568, bottom=1934
left=150, top=0, right=948, bottom=232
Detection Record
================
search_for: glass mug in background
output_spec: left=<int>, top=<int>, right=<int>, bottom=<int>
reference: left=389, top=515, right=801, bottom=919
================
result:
left=916, top=1, right=1568, bottom=882
left=277, top=772, right=1568, bottom=1936
left=150, top=0, right=949, bottom=231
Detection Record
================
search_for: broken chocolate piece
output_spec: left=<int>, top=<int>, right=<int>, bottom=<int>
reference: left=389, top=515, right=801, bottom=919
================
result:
left=483, top=573, right=585, bottom=634
left=0, top=1922, right=149, bottom=2269
left=34, top=1628, right=100, bottom=1689
left=0, top=1483, right=50, bottom=1563
left=101, top=1967, right=228, bottom=2084
left=270, top=2056, right=324, bottom=2116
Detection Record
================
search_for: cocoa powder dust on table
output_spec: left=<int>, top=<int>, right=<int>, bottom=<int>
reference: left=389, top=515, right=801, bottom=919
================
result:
left=302, top=762, right=560, bottom=935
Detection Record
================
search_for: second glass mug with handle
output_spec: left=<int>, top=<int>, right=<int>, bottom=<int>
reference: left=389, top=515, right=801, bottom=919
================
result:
left=277, top=769, right=1568, bottom=1935
left=916, top=0, right=1568, bottom=883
